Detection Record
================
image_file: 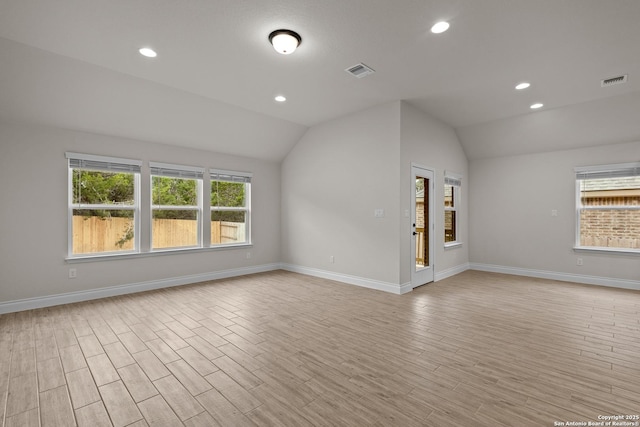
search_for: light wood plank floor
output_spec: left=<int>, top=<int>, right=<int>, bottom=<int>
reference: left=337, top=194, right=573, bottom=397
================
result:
left=1, top=270, right=639, bottom=426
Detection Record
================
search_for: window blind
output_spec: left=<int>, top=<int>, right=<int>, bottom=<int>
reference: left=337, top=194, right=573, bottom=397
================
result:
left=66, top=152, right=141, bottom=173
left=575, top=162, right=640, bottom=180
left=150, top=162, right=204, bottom=179
left=210, top=169, right=252, bottom=183
left=444, top=177, right=461, bottom=187
left=444, top=172, right=462, bottom=187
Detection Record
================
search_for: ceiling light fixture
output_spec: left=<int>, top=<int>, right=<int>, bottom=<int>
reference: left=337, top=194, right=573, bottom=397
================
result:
left=269, top=29, right=301, bottom=55
left=515, top=82, right=530, bottom=90
left=274, top=95, right=286, bottom=102
left=530, top=103, right=544, bottom=109
left=431, top=21, right=450, bottom=34
left=138, top=47, right=157, bottom=58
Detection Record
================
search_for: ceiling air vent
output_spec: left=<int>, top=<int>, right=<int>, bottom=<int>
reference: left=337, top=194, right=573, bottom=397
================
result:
left=601, top=74, right=628, bottom=87
left=345, top=63, right=375, bottom=78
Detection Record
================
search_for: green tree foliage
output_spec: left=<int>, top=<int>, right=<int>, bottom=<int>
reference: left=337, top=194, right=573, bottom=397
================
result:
left=72, top=170, right=134, bottom=217
left=211, top=181, right=245, bottom=222
left=152, top=176, right=198, bottom=219
left=211, top=181, right=245, bottom=207
left=72, top=170, right=136, bottom=247
left=72, top=171, right=248, bottom=244
left=211, top=210, right=245, bottom=223
left=152, top=176, right=197, bottom=205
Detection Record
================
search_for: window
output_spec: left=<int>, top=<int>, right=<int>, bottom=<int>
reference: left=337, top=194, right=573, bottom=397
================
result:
left=150, top=162, right=204, bottom=250
left=67, top=153, right=141, bottom=256
left=67, top=155, right=252, bottom=259
left=575, top=163, right=640, bottom=252
left=444, top=172, right=461, bottom=245
left=210, top=169, right=251, bottom=246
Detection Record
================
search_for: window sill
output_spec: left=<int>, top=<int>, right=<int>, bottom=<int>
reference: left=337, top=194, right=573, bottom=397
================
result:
left=444, top=242, right=463, bottom=249
left=573, top=246, right=640, bottom=256
left=66, top=243, right=253, bottom=263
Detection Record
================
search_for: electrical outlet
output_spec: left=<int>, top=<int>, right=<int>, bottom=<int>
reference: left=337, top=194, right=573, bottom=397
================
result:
left=329, top=255, right=335, bottom=264
left=68, top=268, right=77, bottom=279
left=551, top=209, right=558, bottom=217
left=577, top=258, right=583, bottom=266
left=374, top=208, right=384, bottom=218
left=246, top=252, right=251, bottom=259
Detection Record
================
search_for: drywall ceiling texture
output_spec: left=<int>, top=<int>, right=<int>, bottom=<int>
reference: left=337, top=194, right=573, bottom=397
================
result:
left=457, top=92, right=640, bottom=160
left=0, top=38, right=307, bottom=161
left=1, top=0, right=640, bottom=161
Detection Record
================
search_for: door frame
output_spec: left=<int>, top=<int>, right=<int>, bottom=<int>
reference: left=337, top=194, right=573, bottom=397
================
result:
left=410, top=163, right=435, bottom=288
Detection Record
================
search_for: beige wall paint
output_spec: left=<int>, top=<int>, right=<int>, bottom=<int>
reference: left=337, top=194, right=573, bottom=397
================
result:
left=281, top=101, right=470, bottom=287
left=2, top=101, right=636, bottom=307
left=0, top=120, right=281, bottom=303
left=400, top=102, right=470, bottom=284
left=281, top=102, right=402, bottom=285
left=469, top=140, right=640, bottom=281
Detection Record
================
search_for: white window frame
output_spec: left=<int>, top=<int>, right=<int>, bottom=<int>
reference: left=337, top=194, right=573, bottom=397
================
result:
left=575, top=162, right=640, bottom=254
left=150, top=162, right=204, bottom=251
left=66, top=152, right=142, bottom=257
left=210, top=169, right=252, bottom=247
left=444, top=171, right=462, bottom=248
left=66, top=156, right=255, bottom=262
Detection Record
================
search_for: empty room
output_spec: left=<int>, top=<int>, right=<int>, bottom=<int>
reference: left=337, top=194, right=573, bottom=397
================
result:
left=1, top=1, right=639, bottom=426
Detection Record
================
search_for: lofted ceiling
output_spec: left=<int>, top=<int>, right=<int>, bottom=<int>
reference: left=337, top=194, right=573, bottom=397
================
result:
left=1, top=0, right=639, bottom=160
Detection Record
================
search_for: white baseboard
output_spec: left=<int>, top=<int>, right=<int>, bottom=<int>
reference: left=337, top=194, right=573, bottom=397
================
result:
left=470, top=263, right=640, bottom=291
left=9, top=261, right=629, bottom=314
left=0, top=263, right=281, bottom=314
left=281, top=264, right=411, bottom=295
left=435, top=263, right=470, bottom=282
left=399, top=282, right=413, bottom=294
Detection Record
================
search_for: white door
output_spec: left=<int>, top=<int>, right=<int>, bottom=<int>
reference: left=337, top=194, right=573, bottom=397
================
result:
left=411, top=165, right=434, bottom=288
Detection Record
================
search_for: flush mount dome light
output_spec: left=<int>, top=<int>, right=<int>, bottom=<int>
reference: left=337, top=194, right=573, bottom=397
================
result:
left=431, top=21, right=450, bottom=34
left=530, top=103, right=544, bottom=109
left=138, top=47, right=157, bottom=58
left=269, top=29, right=301, bottom=54
left=515, top=82, right=531, bottom=90
left=274, top=95, right=286, bottom=102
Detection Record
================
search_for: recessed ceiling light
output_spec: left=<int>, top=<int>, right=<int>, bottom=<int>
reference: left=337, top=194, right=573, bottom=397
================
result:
left=431, top=21, right=450, bottom=34
left=139, top=47, right=157, bottom=58
left=274, top=95, right=286, bottom=102
left=269, top=30, right=301, bottom=55
left=530, top=103, right=544, bottom=109
left=515, top=82, right=530, bottom=90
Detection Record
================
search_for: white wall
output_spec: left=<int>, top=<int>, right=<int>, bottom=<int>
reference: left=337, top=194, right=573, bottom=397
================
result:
left=281, top=102, right=402, bottom=287
left=0, top=120, right=281, bottom=306
left=400, top=102, right=470, bottom=284
left=469, top=140, right=640, bottom=286
left=281, top=101, right=471, bottom=290
left=5, top=100, right=636, bottom=311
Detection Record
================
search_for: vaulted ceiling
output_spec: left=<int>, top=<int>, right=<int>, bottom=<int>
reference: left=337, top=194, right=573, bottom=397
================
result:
left=1, top=0, right=639, bottom=160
